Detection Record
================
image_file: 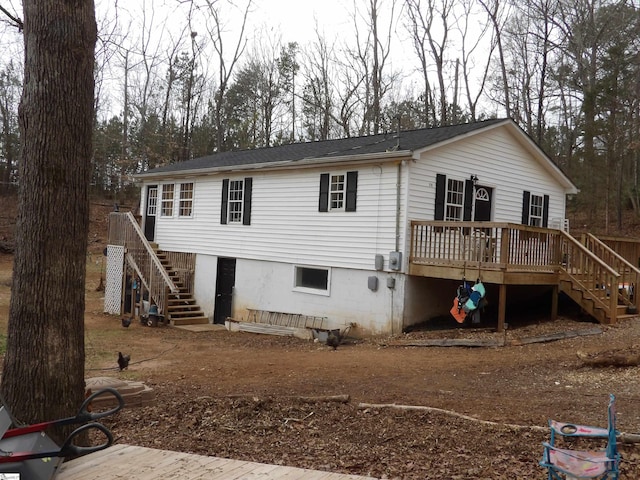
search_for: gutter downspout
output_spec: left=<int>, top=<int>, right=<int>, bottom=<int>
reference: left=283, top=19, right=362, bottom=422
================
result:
left=391, top=160, right=402, bottom=336
left=395, top=160, right=402, bottom=252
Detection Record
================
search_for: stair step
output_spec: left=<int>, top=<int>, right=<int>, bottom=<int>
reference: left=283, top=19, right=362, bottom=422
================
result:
left=167, top=305, right=202, bottom=317
left=170, top=310, right=206, bottom=318
left=168, top=299, right=196, bottom=306
left=171, top=316, right=210, bottom=326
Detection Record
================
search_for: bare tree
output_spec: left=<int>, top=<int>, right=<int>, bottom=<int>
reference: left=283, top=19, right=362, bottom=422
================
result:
left=1, top=0, right=96, bottom=443
left=500, top=0, right=558, bottom=141
left=478, top=0, right=511, bottom=118
left=300, top=30, right=337, bottom=140
left=406, top=0, right=456, bottom=125
left=198, top=0, right=252, bottom=152
left=458, top=0, right=493, bottom=122
left=405, top=0, right=436, bottom=125
left=347, top=0, right=397, bottom=134
left=0, top=60, right=21, bottom=193
left=278, top=42, right=299, bottom=142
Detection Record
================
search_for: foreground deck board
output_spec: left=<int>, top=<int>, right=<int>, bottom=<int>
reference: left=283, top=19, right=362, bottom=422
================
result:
left=56, top=445, right=378, bottom=480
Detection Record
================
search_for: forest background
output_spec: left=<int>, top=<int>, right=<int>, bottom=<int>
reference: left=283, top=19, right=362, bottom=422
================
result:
left=0, top=0, right=639, bottom=235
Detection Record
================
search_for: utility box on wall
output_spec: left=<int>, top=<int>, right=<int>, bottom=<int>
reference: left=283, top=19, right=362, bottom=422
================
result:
left=368, top=276, right=379, bottom=291
left=389, top=251, right=402, bottom=271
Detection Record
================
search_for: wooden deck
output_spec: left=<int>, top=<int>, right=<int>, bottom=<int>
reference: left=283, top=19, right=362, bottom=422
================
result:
left=409, top=221, right=640, bottom=329
left=56, top=444, right=378, bottom=479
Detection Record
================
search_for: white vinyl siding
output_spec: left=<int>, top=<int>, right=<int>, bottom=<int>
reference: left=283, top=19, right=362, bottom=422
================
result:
left=151, top=163, right=402, bottom=270
left=407, top=126, right=568, bottom=226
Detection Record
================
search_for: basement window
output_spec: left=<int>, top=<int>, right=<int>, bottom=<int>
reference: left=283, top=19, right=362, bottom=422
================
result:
left=293, top=266, right=330, bottom=296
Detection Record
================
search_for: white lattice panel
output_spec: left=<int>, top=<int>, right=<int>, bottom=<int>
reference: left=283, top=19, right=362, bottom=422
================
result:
left=104, top=245, right=124, bottom=314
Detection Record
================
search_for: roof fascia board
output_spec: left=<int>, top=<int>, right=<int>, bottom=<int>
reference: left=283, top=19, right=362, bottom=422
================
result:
left=134, top=150, right=412, bottom=181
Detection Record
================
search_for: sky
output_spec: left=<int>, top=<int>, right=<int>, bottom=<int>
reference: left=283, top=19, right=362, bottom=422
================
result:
left=252, top=0, right=352, bottom=44
left=0, top=0, right=492, bottom=119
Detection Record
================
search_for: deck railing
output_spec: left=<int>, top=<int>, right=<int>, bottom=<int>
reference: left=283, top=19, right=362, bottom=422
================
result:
left=409, top=221, right=624, bottom=323
left=560, top=230, right=620, bottom=322
left=108, top=212, right=178, bottom=316
left=409, top=221, right=563, bottom=271
left=581, top=233, right=640, bottom=311
left=163, top=251, right=196, bottom=293
left=597, top=235, right=640, bottom=268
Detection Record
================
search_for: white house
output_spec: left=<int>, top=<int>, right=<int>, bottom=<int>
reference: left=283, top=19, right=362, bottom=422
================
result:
left=128, top=119, right=580, bottom=336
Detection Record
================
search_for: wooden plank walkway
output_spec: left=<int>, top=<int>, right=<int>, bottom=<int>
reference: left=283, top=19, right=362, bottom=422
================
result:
left=56, top=444, right=378, bottom=479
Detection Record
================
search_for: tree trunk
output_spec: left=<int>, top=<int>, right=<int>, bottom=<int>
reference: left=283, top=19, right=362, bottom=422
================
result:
left=1, top=0, right=96, bottom=445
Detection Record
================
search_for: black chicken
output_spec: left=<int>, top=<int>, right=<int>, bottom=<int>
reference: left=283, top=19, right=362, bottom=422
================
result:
left=326, top=329, right=342, bottom=350
left=118, top=352, right=130, bottom=371
left=121, top=317, right=132, bottom=328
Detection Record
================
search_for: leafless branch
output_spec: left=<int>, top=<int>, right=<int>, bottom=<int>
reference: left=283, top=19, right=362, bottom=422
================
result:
left=0, top=4, right=23, bottom=31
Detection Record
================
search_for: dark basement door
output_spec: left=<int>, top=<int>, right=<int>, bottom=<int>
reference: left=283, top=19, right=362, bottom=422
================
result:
left=214, top=257, right=236, bottom=324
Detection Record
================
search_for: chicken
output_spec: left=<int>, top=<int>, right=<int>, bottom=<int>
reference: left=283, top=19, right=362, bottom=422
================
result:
left=118, top=352, right=130, bottom=371
left=121, top=316, right=132, bottom=328
left=326, top=330, right=342, bottom=350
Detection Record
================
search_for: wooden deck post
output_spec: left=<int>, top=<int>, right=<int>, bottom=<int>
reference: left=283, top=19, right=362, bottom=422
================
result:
left=499, top=227, right=511, bottom=265
left=497, top=283, right=507, bottom=332
left=550, top=284, right=558, bottom=321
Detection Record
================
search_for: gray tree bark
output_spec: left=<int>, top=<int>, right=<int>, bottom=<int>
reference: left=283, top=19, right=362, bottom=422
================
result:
left=1, top=0, right=96, bottom=444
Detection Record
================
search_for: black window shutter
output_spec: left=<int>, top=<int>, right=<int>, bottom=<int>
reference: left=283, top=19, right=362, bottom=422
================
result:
left=522, top=191, right=530, bottom=225
left=542, top=194, right=549, bottom=227
left=463, top=179, right=473, bottom=221
left=319, top=173, right=329, bottom=212
left=220, top=179, right=229, bottom=224
left=243, top=177, right=252, bottom=225
left=346, top=171, right=358, bottom=212
left=434, top=174, right=446, bottom=220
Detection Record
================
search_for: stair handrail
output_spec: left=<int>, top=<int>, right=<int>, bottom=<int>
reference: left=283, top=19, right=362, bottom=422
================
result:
left=125, top=255, right=150, bottom=294
left=560, top=230, right=620, bottom=322
left=582, top=233, right=640, bottom=311
left=122, top=212, right=178, bottom=292
left=108, top=212, right=179, bottom=318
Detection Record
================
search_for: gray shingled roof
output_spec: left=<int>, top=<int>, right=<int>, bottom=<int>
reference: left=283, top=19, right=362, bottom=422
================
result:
left=139, top=118, right=507, bottom=176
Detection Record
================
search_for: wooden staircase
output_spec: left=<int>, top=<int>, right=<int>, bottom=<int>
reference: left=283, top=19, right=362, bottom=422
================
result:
left=155, top=249, right=209, bottom=326
left=558, top=275, right=629, bottom=324
left=557, top=231, right=640, bottom=324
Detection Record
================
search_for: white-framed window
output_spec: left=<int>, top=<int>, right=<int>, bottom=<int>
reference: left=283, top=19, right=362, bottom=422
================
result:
left=529, top=194, right=544, bottom=227
left=445, top=178, right=465, bottom=221
left=319, top=172, right=357, bottom=212
left=179, top=182, right=194, bottom=217
left=161, top=184, right=174, bottom=217
left=221, top=177, right=252, bottom=225
left=146, top=186, right=158, bottom=216
left=330, top=174, right=346, bottom=210
left=293, top=265, right=331, bottom=296
left=228, top=179, right=244, bottom=223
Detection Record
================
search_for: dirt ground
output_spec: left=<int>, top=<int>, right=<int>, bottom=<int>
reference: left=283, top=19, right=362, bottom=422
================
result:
left=1, top=200, right=640, bottom=478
